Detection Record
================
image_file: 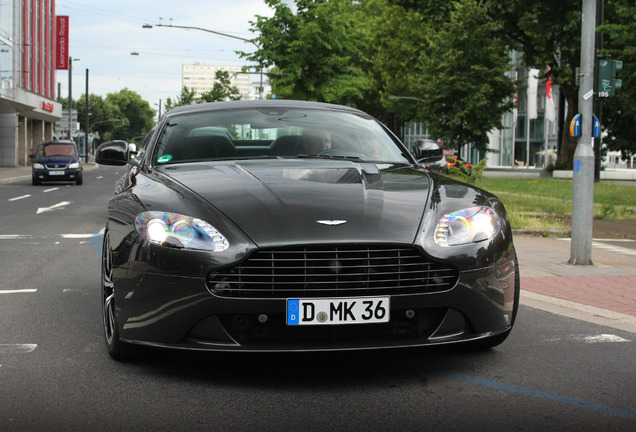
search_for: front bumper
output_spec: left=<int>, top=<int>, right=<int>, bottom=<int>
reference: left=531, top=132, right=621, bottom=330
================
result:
left=33, top=168, right=82, bottom=182
left=113, top=257, right=517, bottom=352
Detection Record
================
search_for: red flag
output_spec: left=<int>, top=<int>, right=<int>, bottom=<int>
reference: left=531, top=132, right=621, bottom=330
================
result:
left=546, top=67, right=556, bottom=122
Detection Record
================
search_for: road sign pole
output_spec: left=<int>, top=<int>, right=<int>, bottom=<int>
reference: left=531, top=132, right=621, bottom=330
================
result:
left=570, top=0, right=597, bottom=265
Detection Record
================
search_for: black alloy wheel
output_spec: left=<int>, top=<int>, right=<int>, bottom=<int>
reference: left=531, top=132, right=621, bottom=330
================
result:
left=102, top=231, right=130, bottom=360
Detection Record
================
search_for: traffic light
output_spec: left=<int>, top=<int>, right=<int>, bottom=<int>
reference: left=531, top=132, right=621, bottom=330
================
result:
left=596, top=56, right=623, bottom=98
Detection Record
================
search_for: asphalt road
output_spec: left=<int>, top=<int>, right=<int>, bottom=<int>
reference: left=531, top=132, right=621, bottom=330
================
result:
left=1, top=165, right=634, bottom=431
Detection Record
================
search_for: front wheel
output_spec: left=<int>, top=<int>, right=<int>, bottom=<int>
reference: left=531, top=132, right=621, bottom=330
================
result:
left=102, top=231, right=131, bottom=360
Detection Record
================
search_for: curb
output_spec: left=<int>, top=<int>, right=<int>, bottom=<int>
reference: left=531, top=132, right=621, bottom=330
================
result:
left=521, top=290, right=636, bottom=334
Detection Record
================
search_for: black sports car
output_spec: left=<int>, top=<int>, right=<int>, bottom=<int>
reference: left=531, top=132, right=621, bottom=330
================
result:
left=96, top=100, right=519, bottom=359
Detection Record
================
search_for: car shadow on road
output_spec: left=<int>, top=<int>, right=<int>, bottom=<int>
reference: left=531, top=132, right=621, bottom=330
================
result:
left=116, top=343, right=505, bottom=391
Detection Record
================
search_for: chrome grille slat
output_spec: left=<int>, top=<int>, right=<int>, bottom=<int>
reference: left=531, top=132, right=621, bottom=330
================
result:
left=208, top=245, right=459, bottom=298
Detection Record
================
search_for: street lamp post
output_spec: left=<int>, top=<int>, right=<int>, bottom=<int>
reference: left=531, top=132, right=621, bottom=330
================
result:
left=68, top=57, right=80, bottom=140
left=143, top=22, right=264, bottom=99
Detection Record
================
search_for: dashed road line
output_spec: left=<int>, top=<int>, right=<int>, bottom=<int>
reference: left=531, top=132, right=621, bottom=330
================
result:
left=0, top=289, right=38, bottom=294
left=0, top=344, right=37, bottom=353
left=8, top=194, right=31, bottom=201
left=42, top=187, right=59, bottom=193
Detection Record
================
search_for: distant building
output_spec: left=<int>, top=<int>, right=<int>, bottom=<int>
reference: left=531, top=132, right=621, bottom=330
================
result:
left=0, top=0, right=62, bottom=167
left=401, top=51, right=561, bottom=169
left=182, top=64, right=252, bottom=100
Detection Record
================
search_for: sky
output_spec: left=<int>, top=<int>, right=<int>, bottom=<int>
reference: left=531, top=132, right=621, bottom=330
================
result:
left=56, top=0, right=275, bottom=109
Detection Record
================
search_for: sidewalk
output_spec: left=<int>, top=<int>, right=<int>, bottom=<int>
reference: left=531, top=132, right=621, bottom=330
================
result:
left=515, top=236, right=636, bottom=333
left=2, top=164, right=635, bottom=332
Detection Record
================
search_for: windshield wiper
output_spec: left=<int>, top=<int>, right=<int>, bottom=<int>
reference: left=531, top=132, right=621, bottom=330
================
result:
left=294, top=154, right=363, bottom=161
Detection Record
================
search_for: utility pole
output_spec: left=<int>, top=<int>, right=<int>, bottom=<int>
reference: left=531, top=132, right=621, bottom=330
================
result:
left=570, top=0, right=597, bottom=265
left=85, top=68, right=89, bottom=161
left=68, top=57, right=73, bottom=140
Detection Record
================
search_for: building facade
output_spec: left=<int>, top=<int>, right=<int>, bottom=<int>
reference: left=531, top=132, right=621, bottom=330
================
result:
left=0, top=0, right=63, bottom=167
left=182, top=64, right=253, bottom=100
left=402, top=52, right=560, bottom=169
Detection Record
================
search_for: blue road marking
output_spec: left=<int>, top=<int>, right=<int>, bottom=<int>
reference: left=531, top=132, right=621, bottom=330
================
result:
left=433, top=369, right=636, bottom=420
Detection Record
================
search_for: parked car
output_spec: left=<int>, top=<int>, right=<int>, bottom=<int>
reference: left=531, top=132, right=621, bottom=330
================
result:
left=30, top=140, right=84, bottom=185
left=96, top=100, right=519, bottom=360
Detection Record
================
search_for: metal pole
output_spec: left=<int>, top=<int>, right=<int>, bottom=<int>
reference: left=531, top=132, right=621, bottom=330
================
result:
left=569, top=0, right=597, bottom=265
left=85, top=68, right=89, bottom=161
left=68, top=57, right=72, bottom=140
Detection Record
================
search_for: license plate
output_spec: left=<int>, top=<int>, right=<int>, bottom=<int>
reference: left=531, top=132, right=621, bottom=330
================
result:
left=287, top=297, right=390, bottom=326
left=48, top=171, right=65, bottom=176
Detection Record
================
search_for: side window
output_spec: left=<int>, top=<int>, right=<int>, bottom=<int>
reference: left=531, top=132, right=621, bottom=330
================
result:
left=136, top=128, right=155, bottom=160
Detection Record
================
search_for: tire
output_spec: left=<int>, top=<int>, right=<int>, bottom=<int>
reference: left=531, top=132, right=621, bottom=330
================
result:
left=32, top=176, right=41, bottom=186
left=102, top=231, right=131, bottom=360
left=466, top=254, right=520, bottom=349
left=76, top=176, right=83, bottom=185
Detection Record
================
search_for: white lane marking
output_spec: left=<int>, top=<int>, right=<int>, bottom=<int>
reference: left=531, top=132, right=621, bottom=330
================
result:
left=61, top=234, right=96, bottom=239
left=592, top=242, right=636, bottom=256
left=0, top=235, right=30, bottom=240
left=580, top=334, right=630, bottom=343
left=43, top=187, right=59, bottom=193
left=0, top=289, right=38, bottom=294
left=546, top=334, right=630, bottom=343
left=0, top=233, right=101, bottom=240
left=36, top=201, right=71, bottom=214
left=96, top=176, right=103, bottom=179
left=558, top=238, right=636, bottom=256
left=8, top=195, right=31, bottom=201
left=0, top=344, right=37, bottom=353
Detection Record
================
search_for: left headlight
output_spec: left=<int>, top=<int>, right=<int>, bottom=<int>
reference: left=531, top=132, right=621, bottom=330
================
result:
left=68, top=162, right=80, bottom=169
left=135, top=211, right=230, bottom=251
left=434, top=206, right=500, bottom=247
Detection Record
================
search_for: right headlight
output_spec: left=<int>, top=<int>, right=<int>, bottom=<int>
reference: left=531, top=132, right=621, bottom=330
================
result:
left=33, top=163, right=45, bottom=169
left=135, top=211, right=230, bottom=251
left=434, top=206, right=500, bottom=247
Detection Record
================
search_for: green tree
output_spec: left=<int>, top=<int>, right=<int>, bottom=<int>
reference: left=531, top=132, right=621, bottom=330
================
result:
left=164, top=86, right=197, bottom=111
left=242, top=0, right=374, bottom=107
left=414, top=0, right=515, bottom=151
left=75, top=94, right=117, bottom=142
left=364, top=0, right=428, bottom=131
left=198, top=70, right=242, bottom=102
left=369, top=0, right=515, bottom=151
left=597, top=0, right=636, bottom=161
left=105, top=88, right=155, bottom=140
left=489, top=0, right=582, bottom=165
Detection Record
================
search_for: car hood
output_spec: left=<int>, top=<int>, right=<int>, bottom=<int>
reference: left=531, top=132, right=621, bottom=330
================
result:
left=157, top=160, right=431, bottom=247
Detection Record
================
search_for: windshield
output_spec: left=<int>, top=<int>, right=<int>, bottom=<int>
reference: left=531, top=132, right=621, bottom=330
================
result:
left=38, top=143, right=77, bottom=157
left=153, top=108, right=411, bottom=165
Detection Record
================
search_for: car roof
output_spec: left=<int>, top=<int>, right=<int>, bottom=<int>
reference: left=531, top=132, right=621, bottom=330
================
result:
left=39, top=140, right=76, bottom=146
left=164, top=100, right=366, bottom=117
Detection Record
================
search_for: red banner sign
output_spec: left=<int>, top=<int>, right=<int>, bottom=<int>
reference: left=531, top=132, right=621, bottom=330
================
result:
left=56, top=16, right=69, bottom=70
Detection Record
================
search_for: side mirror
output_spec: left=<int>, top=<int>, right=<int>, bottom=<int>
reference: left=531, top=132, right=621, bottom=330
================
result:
left=413, top=139, right=443, bottom=163
left=95, top=140, right=130, bottom=166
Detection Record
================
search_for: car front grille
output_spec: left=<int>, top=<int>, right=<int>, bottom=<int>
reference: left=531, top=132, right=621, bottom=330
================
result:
left=45, top=163, right=67, bottom=169
left=208, top=245, right=458, bottom=298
